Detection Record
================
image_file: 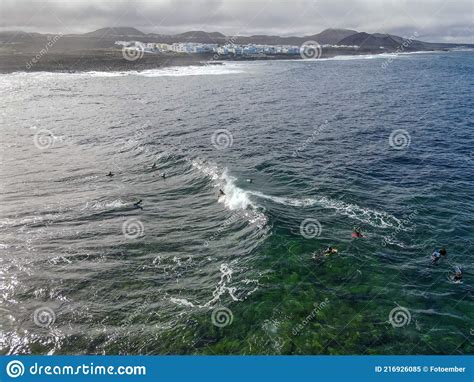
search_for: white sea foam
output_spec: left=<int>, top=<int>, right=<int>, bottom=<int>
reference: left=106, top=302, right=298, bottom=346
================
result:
left=0, top=215, right=60, bottom=228
left=320, top=54, right=397, bottom=61
left=219, top=168, right=254, bottom=211
left=170, top=297, right=196, bottom=308
left=169, top=263, right=241, bottom=309
left=278, top=51, right=442, bottom=63
left=204, top=263, right=240, bottom=307
left=85, top=64, right=245, bottom=77
left=81, top=199, right=128, bottom=210
left=1, top=63, right=245, bottom=80
left=249, top=190, right=402, bottom=229
left=191, top=159, right=267, bottom=227
left=190, top=158, right=400, bottom=229
left=381, top=235, right=411, bottom=248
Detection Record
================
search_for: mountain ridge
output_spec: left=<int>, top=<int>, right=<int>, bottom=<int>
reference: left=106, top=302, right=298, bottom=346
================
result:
left=0, top=27, right=472, bottom=54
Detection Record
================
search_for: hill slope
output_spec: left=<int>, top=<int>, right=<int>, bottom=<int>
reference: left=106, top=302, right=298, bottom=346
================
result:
left=83, top=27, right=146, bottom=37
left=307, top=28, right=358, bottom=44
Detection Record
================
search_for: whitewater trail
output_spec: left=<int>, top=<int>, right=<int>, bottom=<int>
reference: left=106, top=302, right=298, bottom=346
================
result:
left=80, top=199, right=129, bottom=211
left=191, top=159, right=267, bottom=227
left=248, top=190, right=403, bottom=230
left=169, top=263, right=243, bottom=309
left=190, top=159, right=403, bottom=230
left=1, top=64, right=246, bottom=80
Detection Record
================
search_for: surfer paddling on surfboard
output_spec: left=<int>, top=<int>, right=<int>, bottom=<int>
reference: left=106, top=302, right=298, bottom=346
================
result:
left=323, top=246, right=338, bottom=256
left=352, top=226, right=365, bottom=238
left=431, top=247, right=447, bottom=265
left=452, top=266, right=463, bottom=283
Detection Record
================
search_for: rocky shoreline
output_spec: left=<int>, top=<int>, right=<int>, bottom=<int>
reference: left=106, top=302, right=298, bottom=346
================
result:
left=0, top=47, right=449, bottom=74
left=0, top=50, right=220, bottom=74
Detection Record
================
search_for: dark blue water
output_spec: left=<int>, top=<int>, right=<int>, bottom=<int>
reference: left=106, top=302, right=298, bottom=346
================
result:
left=0, top=51, right=473, bottom=354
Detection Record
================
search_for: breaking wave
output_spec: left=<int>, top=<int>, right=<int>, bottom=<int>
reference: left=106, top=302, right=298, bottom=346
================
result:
left=249, top=191, right=403, bottom=229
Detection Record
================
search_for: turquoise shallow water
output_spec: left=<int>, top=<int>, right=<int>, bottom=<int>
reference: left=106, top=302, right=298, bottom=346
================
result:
left=0, top=51, right=473, bottom=354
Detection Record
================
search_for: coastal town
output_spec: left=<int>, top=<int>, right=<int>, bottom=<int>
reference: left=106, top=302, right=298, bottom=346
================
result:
left=115, top=40, right=359, bottom=57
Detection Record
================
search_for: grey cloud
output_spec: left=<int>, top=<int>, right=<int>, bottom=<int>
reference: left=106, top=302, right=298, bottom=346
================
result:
left=1, top=0, right=473, bottom=43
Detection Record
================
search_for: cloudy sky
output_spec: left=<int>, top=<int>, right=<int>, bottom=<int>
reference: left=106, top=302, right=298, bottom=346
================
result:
left=1, top=0, right=473, bottom=43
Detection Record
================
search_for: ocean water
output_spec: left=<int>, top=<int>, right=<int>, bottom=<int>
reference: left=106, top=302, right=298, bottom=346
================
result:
left=0, top=51, right=473, bottom=355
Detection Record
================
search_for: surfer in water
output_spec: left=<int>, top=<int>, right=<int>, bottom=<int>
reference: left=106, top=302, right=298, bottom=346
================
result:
left=323, top=246, right=338, bottom=256
left=352, top=227, right=364, bottom=238
left=152, top=163, right=157, bottom=169
left=106, top=171, right=114, bottom=177
left=453, top=266, right=463, bottom=283
left=133, top=199, right=143, bottom=210
left=161, top=173, right=166, bottom=179
left=431, top=247, right=447, bottom=265
left=218, top=189, right=226, bottom=199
